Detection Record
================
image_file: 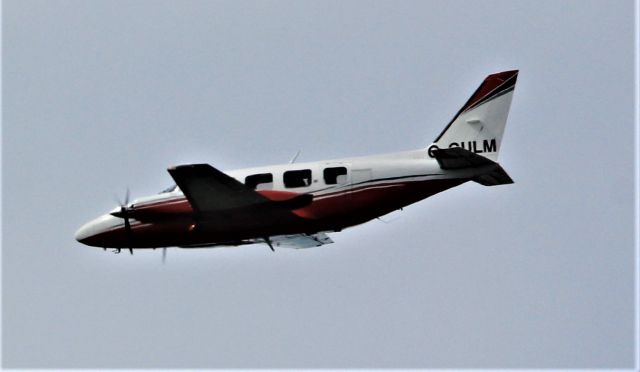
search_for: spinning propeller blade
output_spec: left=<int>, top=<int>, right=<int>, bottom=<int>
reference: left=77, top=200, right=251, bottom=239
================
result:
left=111, top=188, right=134, bottom=250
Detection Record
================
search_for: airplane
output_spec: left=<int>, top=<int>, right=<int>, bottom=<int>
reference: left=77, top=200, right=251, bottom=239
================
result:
left=75, top=70, right=518, bottom=256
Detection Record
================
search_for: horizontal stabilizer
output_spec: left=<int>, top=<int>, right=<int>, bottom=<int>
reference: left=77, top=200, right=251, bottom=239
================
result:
left=432, top=147, right=494, bottom=169
left=473, top=166, right=514, bottom=186
left=433, top=147, right=514, bottom=186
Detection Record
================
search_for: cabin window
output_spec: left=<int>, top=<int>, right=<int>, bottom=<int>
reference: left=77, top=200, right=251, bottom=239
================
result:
left=283, top=169, right=312, bottom=188
left=324, top=167, right=347, bottom=185
left=245, top=173, right=273, bottom=190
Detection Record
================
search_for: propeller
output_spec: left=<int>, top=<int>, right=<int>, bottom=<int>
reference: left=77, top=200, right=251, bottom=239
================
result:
left=111, top=188, right=134, bottom=254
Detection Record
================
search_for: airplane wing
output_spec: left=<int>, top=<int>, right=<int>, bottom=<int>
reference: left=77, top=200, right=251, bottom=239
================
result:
left=270, top=232, right=334, bottom=249
left=167, top=163, right=314, bottom=220
left=167, top=164, right=269, bottom=214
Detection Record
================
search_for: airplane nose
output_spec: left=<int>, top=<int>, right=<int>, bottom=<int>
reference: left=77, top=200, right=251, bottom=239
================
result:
left=74, top=222, right=93, bottom=243
left=75, top=214, right=123, bottom=247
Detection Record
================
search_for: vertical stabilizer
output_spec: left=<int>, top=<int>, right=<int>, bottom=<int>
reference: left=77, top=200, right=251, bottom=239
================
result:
left=428, top=70, right=518, bottom=161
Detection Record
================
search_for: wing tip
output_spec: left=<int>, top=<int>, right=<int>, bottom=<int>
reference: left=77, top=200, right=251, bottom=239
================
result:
left=167, top=163, right=211, bottom=172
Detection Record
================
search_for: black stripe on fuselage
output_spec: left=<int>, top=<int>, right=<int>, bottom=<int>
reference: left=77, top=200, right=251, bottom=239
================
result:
left=312, top=172, right=447, bottom=198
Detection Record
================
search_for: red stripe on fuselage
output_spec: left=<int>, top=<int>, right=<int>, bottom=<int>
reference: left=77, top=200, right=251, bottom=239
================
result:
left=92, top=178, right=465, bottom=248
left=293, top=178, right=463, bottom=221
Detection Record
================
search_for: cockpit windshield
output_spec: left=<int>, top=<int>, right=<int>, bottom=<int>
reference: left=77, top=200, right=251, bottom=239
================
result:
left=160, top=184, right=178, bottom=194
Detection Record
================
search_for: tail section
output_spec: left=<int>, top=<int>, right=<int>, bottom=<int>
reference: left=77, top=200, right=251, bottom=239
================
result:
left=428, top=70, right=518, bottom=161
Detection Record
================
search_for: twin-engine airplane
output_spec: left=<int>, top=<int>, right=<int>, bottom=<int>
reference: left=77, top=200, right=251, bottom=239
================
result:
left=75, top=70, right=518, bottom=255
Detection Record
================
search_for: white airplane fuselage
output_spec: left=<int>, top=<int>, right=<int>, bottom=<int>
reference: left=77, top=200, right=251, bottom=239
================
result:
left=75, top=70, right=518, bottom=251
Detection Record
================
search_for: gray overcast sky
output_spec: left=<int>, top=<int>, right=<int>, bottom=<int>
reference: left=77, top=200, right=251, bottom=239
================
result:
left=2, top=0, right=636, bottom=368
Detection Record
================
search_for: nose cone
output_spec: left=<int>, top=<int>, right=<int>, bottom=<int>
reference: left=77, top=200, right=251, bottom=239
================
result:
left=74, top=222, right=94, bottom=243
left=75, top=214, right=123, bottom=247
